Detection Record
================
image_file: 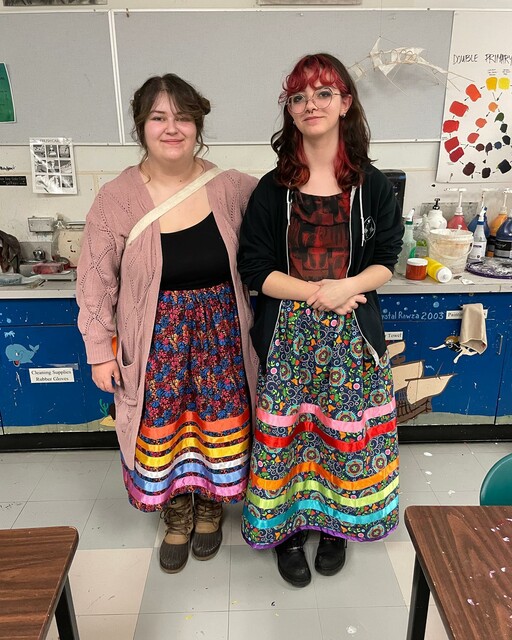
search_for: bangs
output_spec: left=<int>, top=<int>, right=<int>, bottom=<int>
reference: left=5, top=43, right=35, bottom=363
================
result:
left=280, top=54, right=348, bottom=102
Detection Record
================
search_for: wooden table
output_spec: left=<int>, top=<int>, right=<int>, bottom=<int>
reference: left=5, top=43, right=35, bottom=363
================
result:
left=404, top=505, right=512, bottom=640
left=0, top=526, right=79, bottom=640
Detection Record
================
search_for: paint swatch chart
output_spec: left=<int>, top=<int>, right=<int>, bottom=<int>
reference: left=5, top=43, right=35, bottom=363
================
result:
left=437, top=11, right=512, bottom=183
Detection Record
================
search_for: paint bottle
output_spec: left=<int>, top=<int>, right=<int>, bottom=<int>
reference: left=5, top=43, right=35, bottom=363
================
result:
left=468, top=208, right=489, bottom=237
left=494, top=207, right=512, bottom=260
left=413, top=213, right=430, bottom=258
left=427, top=198, right=447, bottom=230
left=446, top=188, right=468, bottom=231
left=487, top=190, right=510, bottom=257
left=426, top=258, right=452, bottom=283
left=468, top=207, right=488, bottom=261
left=396, top=209, right=417, bottom=276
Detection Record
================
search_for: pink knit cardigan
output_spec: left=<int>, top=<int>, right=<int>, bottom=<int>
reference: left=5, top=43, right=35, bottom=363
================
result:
left=76, top=161, right=259, bottom=469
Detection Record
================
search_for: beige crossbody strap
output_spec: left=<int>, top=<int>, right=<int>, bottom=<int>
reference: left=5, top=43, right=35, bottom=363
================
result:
left=126, top=166, right=223, bottom=247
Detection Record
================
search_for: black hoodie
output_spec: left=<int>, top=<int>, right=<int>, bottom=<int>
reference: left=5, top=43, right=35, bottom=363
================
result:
left=237, top=164, right=403, bottom=366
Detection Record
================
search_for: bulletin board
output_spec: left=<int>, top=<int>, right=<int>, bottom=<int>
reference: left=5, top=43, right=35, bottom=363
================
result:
left=0, top=11, right=119, bottom=144
left=0, top=9, right=454, bottom=144
left=114, top=9, right=454, bottom=143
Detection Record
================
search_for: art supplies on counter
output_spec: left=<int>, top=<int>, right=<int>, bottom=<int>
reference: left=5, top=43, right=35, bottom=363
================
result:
left=468, top=207, right=488, bottom=261
left=426, top=258, right=453, bottom=283
left=427, top=198, right=447, bottom=230
left=396, top=208, right=416, bottom=276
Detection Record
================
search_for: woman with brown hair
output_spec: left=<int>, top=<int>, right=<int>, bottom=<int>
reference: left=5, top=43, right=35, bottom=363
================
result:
left=77, top=73, right=258, bottom=574
left=238, top=53, right=402, bottom=587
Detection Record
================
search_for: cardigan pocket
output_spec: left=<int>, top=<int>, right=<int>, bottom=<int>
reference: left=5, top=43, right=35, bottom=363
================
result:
left=116, top=339, right=138, bottom=406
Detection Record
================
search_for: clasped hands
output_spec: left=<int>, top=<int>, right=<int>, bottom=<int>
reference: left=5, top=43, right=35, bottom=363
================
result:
left=306, top=278, right=367, bottom=315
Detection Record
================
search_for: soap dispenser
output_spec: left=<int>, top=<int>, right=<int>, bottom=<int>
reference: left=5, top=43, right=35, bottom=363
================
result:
left=396, top=208, right=417, bottom=276
left=468, top=189, right=490, bottom=237
left=446, top=188, right=468, bottom=230
left=427, top=198, right=447, bottom=230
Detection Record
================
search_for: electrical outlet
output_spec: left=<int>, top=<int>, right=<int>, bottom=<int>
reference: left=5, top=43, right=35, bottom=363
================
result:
left=28, top=216, right=55, bottom=233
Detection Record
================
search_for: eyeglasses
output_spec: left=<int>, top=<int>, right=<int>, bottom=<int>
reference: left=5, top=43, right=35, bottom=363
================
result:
left=286, top=88, right=343, bottom=114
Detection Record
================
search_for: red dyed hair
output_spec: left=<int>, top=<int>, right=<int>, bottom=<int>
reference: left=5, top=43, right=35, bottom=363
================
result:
left=271, top=53, right=371, bottom=190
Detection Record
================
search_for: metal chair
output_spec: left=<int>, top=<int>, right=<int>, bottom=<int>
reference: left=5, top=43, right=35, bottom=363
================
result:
left=479, top=452, right=512, bottom=506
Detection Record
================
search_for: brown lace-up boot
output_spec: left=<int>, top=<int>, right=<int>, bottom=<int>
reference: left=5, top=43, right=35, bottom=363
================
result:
left=160, top=494, right=194, bottom=573
left=192, top=495, right=223, bottom=560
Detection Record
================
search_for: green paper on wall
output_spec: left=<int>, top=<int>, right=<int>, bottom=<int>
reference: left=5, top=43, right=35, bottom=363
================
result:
left=0, top=63, right=15, bottom=123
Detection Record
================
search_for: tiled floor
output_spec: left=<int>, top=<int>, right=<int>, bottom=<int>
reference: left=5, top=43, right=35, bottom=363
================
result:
left=1, top=440, right=511, bottom=640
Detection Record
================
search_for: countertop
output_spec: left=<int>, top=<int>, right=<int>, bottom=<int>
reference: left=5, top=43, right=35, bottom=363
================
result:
left=1, top=272, right=512, bottom=300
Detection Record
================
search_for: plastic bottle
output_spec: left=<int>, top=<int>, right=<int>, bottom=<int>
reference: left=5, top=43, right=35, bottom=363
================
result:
left=468, top=208, right=490, bottom=237
left=427, top=198, right=447, bottom=230
left=468, top=207, right=488, bottom=261
left=487, top=190, right=510, bottom=257
left=413, top=213, right=430, bottom=258
left=426, top=258, right=453, bottom=283
left=396, top=209, right=417, bottom=276
left=446, top=189, right=468, bottom=231
left=494, top=206, right=512, bottom=260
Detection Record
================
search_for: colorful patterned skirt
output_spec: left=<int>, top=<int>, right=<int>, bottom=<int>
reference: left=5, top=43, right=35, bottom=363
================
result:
left=123, top=282, right=251, bottom=512
left=242, top=300, right=399, bottom=548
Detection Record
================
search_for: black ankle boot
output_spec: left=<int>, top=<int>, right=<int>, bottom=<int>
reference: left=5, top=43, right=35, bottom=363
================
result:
left=315, top=532, right=347, bottom=576
left=275, top=531, right=311, bottom=587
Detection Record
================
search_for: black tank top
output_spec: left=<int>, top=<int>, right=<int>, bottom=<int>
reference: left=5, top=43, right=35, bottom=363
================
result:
left=160, top=212, right=231, bottom=290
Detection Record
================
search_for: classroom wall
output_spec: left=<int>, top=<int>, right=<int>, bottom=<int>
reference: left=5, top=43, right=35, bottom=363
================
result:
left=0, top=0, right=510, bottom=245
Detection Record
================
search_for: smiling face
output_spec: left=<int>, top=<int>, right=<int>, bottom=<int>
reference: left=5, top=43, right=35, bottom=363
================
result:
left=143, top=92, right=198, bottom=166
left=287, top=77, right=352, bottom=141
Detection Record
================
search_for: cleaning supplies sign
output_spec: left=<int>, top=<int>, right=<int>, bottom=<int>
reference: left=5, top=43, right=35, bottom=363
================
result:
left=29, top=367, right=75, bottom=383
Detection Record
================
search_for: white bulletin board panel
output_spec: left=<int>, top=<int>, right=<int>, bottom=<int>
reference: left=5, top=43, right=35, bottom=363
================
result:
left=114, top=9, right=453, bottom=144
left=0, top=9, right=455, bottom=144
left=0, top=11, right=119, bottom=144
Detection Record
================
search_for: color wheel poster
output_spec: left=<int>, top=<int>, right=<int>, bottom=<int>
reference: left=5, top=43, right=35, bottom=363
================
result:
left=437, top=11, right=512, bottom=183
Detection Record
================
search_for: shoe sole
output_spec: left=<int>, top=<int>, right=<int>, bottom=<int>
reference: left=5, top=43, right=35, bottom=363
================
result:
left=160, top=560, right=188, bottom=574
left=314, top=560, right=346, bottom=576
left=191, top=545, right=221, bottom=561
left=277, top=564, right=311, bottom=588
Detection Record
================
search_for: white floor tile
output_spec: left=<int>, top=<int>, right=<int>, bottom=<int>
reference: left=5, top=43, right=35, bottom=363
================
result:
left=385, top=541, right=416, bottom=603
left=0, top=442, right=502, bottom=638
left=79, top=498, right=160, bottom=550
left=29, top=459, right=111, bottom=501
left=0, top=462, right=49, bottom=501
left=78, top=614, right=138, bottom=640
left=70, top=548, right=152, bottom=615
left=413, top=451, right=486, bottom=492
left=229, top=544, right=317, bottom=611
left=140, top=547, right=230, bottom=613
left=229, top=609, right=322, bottom=640
left=12, top=499, right=94, bottom=535
left=0, top=501, right=25, bottom=528
left=135, top=612, right=228, bottom=640
left=392, top=491, right=440, bottom=542
left=0, top=452, right=55, bottom=464
left=319, top=605, right=409, bottom=640
left=313, top=541, right=405, bottom=608
left=433, top=490, right=480, bottom=506
left=97, top=458, right=129, bottom=500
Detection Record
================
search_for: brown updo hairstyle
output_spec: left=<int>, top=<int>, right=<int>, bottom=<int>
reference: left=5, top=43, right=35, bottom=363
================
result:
left=131, top=73, right=211, bottom=165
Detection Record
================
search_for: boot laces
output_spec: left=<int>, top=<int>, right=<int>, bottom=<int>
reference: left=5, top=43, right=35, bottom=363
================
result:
left=195, top=497, right=222, bottom=525
left=161, top=498, right=192, bottom=536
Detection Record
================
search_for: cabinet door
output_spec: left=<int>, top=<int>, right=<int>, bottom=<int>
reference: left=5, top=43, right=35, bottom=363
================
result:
left=379, top=293, right=503, bottom=427
left=0, top=300, right=114, bottom=432
left=1, top=325, right=88, bottom=429
left=495, top=311, right=512, bottom=425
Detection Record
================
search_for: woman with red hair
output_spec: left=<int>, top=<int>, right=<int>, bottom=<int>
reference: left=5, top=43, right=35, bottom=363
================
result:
left=238, top=53, right=402, bottom=587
